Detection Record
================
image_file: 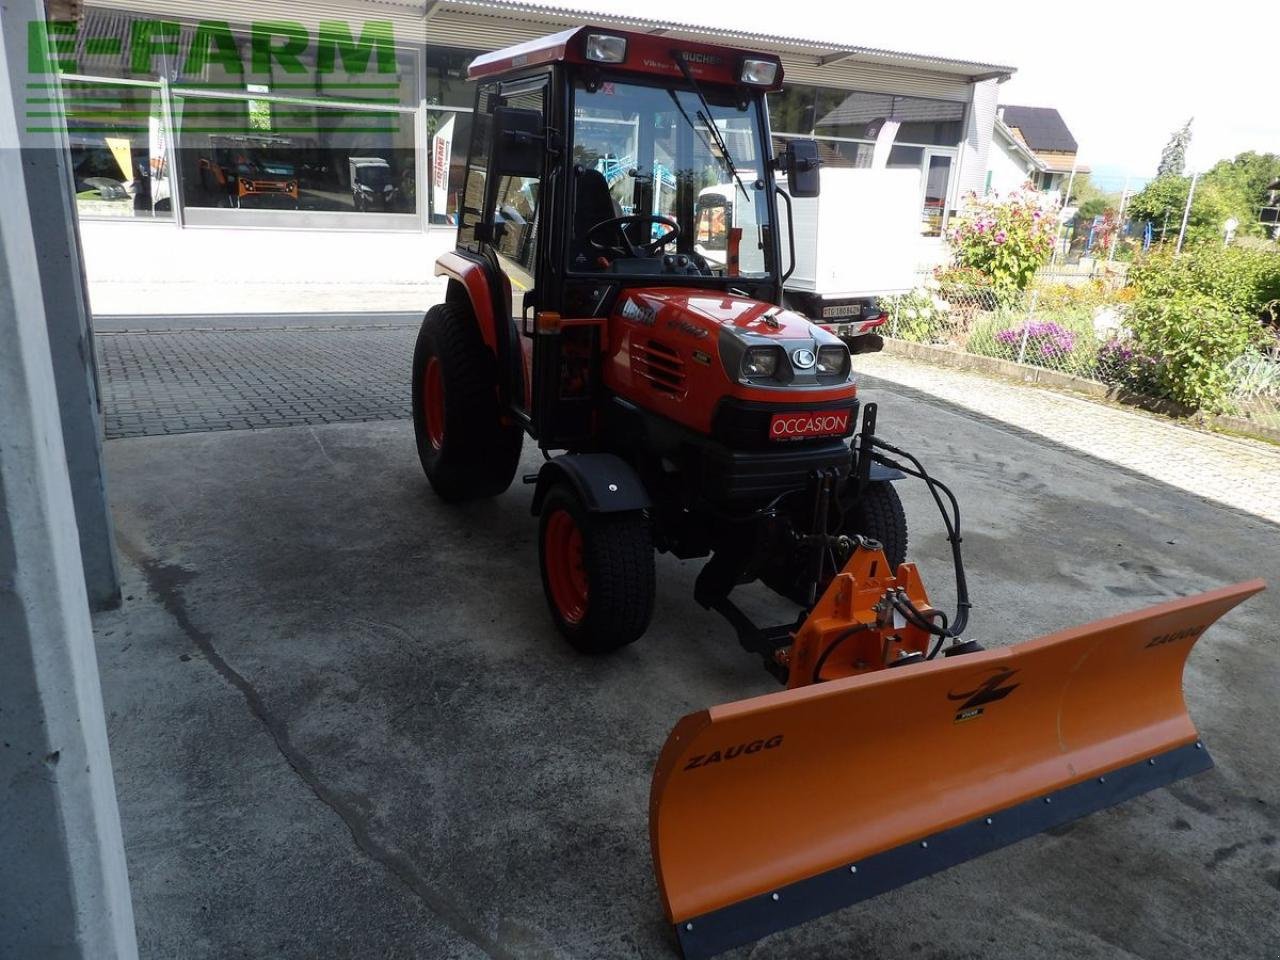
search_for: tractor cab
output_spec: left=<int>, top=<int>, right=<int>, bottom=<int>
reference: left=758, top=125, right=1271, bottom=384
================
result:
left=435, top=26, right=823, bottom=448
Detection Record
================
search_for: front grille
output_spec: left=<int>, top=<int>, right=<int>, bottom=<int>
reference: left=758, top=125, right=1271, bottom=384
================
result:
left=632, top=339, right=687, bottom=399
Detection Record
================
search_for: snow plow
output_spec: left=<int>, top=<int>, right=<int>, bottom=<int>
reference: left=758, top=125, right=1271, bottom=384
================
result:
left=651, top=550, right=1263, bottom=957
left=407, top=24, right=1267, bottom=957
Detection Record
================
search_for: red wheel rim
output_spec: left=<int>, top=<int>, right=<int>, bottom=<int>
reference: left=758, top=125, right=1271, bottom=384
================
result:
left=545, top=509, right=588, bottom=624
left=423, top=355, right=445, bottom=450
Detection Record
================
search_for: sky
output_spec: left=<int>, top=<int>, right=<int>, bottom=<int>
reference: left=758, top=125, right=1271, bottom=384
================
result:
left=528, top=0, right=1278, bottom=191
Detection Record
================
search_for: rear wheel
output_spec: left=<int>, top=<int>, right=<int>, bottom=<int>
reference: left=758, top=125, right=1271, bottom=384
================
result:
left=538, top=484, right=655, bottom=653
left=411, top=302, right=522, bottom=501
left=843, top=480, right=908, bottom=572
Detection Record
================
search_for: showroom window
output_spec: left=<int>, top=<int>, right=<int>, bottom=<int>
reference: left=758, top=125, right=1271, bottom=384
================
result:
left=424, top=45, right=480, bottom=108
left=55, top=78, right=174, bottom=220
left=426, top=109, right=470, bottom=224
left=49, top=7, right=426, bottom=226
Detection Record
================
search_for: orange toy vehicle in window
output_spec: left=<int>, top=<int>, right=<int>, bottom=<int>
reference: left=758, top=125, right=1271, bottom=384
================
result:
left=406, top=25, right=1265, bottom=959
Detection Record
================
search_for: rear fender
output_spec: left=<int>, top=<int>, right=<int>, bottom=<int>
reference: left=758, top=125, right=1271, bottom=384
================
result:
left=435, top=249, right=510, bottom=358
left=531, top=454, right=650, bottom=516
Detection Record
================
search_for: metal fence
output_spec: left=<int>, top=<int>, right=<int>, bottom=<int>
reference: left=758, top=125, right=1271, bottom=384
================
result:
left=881, top=272, right=1280, bottom=433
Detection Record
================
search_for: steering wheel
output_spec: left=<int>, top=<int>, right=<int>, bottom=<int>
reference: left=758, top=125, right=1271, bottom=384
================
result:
left=586, top=214, right=680, bottom=258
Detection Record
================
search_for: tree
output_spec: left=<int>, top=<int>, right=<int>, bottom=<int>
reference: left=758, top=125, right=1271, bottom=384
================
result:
left=1199, top=151, right=1280, bottom=238
left=1157, top=119, right=1193, bottom=177
left=1063, top=172, right=1118, bottom=209
left=1128, top=174, right=1190, bottom=238
left=1125, top=152, right=1280, bottom=246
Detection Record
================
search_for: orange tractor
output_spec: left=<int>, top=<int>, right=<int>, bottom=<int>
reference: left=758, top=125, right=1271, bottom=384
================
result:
left=409, top=26, right=1264, bottom=958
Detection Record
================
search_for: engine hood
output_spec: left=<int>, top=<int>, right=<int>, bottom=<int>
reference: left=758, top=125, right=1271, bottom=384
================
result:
left=617, top=288, right=819, bottom=341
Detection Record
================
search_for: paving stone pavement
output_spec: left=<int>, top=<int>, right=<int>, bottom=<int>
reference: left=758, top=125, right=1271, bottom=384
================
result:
left=97, top=323, right=1280, bottom=526
left=97, top=324, right=418, bottom=439
left=855, top=352, right=1280, bottom=525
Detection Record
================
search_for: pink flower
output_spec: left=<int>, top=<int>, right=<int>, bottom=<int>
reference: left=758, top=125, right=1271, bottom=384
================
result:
left=975, top=221, right=987, bottom=234
left=1032, top=210, right=1042, bottom=220
left=994, top=230, right=1008, bottom=245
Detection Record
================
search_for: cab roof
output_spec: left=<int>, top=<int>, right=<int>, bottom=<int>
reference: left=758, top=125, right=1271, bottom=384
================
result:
left=467, top=25, right=785, bottom=91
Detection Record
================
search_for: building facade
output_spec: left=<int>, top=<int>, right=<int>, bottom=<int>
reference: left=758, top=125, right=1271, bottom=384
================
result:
left=987, top=104, right=1085, bottom=199
left=42, top=0, right=1013, bottom=254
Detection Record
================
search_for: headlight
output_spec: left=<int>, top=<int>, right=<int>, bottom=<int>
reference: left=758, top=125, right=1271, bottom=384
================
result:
left=584, top=33, right=627, bottom=63
left=741, top=345, right=781, bottom=379
left=816, top=344, right=850, bottom=377
left=739, top=58, right=779, bottom=86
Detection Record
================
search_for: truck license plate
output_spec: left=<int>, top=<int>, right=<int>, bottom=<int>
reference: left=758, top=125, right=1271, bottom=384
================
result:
left=769, top=410, right=850, bottom=441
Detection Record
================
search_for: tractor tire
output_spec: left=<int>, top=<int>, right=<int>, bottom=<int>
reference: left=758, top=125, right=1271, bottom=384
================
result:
left=761, top=479, right=909, bottom=606
left=844, top=480, right=908, bottom=572
left=538, top=484, right=655, bottom=653
left=411, top=302, right=522, bottom=501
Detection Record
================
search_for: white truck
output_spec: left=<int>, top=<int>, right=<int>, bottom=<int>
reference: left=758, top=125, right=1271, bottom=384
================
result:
left=695, top=166, right=923, bottom=352
left=349, top=157, right=397, bottom=211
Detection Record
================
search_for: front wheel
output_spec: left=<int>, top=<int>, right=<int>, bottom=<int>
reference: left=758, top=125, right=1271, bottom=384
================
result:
left=538, top=484, right=655, bottom=653
left=843, top=480, right=908, bottom=572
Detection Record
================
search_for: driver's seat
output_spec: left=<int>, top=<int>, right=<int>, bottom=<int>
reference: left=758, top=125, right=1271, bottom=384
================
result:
left=571, top=166, right=620, bottom=268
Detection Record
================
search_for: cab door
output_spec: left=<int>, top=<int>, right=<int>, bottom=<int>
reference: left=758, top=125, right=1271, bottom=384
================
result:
left=457, top=77, right=549, bottom=418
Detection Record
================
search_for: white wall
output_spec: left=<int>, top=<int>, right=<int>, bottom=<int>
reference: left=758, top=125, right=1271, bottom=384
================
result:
left=986, top=135, right=1037, bottom=198
left=957, top=78, right=1000, bottom=200
left=80, top=220, right=453, bottom=314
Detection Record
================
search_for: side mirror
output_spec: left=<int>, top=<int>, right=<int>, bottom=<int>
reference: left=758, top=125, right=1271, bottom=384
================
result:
left=492, top=105, right=544, bottom=179
left=783, top=139, right=820, bottom=198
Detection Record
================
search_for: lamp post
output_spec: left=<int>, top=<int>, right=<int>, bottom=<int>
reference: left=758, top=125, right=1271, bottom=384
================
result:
left=1175, top=170, right=1198, bottom=255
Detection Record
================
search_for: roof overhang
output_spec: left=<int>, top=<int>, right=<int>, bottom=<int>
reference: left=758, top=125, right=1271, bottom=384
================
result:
left=442, top=0, right=1015, bottom=83
left=993, top=119, right=1046, bottom=172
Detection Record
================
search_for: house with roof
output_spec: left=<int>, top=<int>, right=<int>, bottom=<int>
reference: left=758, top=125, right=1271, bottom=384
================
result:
left=986, top=105, right=1087, bottom=199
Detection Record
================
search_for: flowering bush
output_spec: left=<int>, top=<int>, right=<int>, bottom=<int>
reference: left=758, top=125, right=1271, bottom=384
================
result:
left=947, top=186, right=1059, bottom=298
left=882, top=287, right=952, bottom=343
left=1096, top=338, right=1161, bottom=394
left=994, top=321, right=1076, bottom=360
left=967, top=305, right=1100, bottom=376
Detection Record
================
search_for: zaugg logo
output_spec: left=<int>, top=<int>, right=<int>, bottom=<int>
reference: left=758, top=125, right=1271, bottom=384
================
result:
left=28, top=19, right=398, bottom=77
left=1145, top=625, right=1205, bottom=648
left=682, top=735, right=783, bottom=771
left=947, top=667, right=1020, bottom=723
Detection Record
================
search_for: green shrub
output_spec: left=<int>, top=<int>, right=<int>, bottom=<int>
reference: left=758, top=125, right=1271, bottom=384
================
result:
left=1128, top=246, right=1280, bottom=321
left=882, top=288, right=952, bottom=342
left=1226, top=347, right=1280, bottom=400
left=1128, top=292, right=1267, bottom=409
left=1125, top=245, right=1279, bottom=409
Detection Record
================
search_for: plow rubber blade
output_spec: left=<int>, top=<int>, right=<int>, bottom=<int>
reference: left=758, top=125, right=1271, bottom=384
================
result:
left=650, top=580, right=1264, bottom=959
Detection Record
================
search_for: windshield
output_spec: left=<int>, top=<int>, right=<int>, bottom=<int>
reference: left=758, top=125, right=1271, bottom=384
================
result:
left=357, top=166, right=391, bottom=187
left=569, top=78, right=773, bottom=279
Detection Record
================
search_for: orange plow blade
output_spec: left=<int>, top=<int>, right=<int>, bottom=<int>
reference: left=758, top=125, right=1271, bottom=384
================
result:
left=650, top=579, right=1265, bottom=959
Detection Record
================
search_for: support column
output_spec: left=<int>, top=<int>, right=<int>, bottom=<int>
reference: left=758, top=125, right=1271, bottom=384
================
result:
left=0, top=4, right=139, bottom=958
left=3, top=0, right=121, bottom=610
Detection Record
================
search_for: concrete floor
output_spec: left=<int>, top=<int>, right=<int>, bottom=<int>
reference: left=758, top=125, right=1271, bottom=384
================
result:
left=95, top=373, right=1280, bottom=960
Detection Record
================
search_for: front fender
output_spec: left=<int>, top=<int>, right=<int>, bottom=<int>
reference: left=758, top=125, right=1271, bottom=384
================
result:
left=531, top=454, right=650, bottom=516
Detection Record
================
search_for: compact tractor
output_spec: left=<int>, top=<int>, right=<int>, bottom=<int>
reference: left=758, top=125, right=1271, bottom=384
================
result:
left=409, top=26, right=1264, bottom=959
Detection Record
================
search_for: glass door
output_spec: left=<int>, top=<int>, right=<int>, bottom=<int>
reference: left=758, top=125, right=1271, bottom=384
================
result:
left=921, top=151, right=954, bottom=237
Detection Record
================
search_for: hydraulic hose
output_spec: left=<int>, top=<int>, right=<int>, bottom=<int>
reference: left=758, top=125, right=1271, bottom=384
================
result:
left=866, top=437, right=972, bottom=641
